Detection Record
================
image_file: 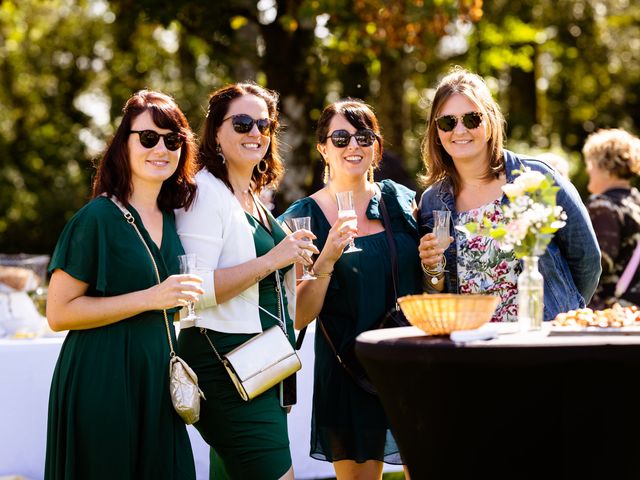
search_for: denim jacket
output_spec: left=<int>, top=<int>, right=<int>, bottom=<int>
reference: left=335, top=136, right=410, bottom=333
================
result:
left=418, top=149, right=601, bottom=321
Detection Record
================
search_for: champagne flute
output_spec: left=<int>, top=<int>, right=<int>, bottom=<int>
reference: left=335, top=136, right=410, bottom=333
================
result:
left=291, top=216, right=317, bottom=280
left=336, top=191, right=362, bottom=253
left=178, top=253, right=200, bottom=326
left=432, top=210, right=451, bottom=273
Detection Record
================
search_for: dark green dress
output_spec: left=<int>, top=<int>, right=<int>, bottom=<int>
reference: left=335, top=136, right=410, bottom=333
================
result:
left=279, top=180, right=422, bottom=464
left=177, top=212, right=295, bottom=480
left=45, top=197, right=196, bottom=480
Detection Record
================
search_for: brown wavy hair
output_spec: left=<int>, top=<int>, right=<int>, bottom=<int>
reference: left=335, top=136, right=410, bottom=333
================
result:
left=198, top=82, right=283, bottom=193
left=419, top=67, right=505, bottom=195
left=582, top=128, right=640, bottom=179
left=316, top=98, right=384, bottom=170
left=92, top=90, right=197, bottom=210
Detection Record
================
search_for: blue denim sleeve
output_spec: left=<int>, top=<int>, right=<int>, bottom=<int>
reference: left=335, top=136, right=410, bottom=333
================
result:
left=417, top=186, right=438, bottom=234
left=554, top=174, right=602, bottom=303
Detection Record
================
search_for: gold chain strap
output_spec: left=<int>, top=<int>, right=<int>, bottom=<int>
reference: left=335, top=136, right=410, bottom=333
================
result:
left=108, top=196, right=175, bottom=357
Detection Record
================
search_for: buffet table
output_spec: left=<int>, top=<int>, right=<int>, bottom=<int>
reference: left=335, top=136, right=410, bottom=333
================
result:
left=356, top=325, right=640, bottom=480
left=0, top=326, right=346, bottom=479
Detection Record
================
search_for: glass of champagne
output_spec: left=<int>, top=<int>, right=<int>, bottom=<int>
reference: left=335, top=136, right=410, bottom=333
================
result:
left=178, top=253, right=200, bottom=326
left=336, top=191, right=362, bottom=253
left=432, top=210, right=451, bottom=273
left=291, top=216, right=317, bottom=281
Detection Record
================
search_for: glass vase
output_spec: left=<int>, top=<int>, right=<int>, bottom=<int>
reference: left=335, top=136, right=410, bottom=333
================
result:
left=517, top=255, right=544, bottom=331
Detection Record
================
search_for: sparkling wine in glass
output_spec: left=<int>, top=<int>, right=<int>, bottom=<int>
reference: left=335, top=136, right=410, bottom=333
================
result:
left=178, top=253, right=200, bottom=325
left=336, top=191, right=362, bottom=253
left=291, top=216, right=317, bottom=281
left=432, top=210, right=451, bottom=272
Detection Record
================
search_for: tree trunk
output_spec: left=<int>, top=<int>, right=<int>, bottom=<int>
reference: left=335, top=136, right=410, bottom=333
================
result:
left=260, top=2, right=317, bottom=211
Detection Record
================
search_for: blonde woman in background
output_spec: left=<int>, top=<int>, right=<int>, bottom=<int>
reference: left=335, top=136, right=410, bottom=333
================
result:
left=583, top=128, right=640, bottom=309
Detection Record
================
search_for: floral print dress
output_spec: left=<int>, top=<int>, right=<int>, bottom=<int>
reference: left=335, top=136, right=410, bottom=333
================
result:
left=455, top=199, right=520, bottom=322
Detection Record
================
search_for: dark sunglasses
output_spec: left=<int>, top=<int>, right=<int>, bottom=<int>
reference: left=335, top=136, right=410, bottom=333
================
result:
left=325, top=129, right=377, bottom=148
left=130, top=130, right=185, bottom=151
left=435, top=111, right=483, bottom=132
left=223, top=114, right=272, bottom=135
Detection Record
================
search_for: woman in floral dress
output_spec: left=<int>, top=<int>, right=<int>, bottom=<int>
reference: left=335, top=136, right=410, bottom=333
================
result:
left=417, top=67, right=601, bottom=321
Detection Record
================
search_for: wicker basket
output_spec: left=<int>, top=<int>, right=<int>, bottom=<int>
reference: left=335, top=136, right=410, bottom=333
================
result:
left=397, top=293, right=500, bottom=335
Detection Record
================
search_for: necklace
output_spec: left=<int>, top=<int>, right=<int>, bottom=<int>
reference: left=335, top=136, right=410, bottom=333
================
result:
left=235, top=188, right=253, bottom=212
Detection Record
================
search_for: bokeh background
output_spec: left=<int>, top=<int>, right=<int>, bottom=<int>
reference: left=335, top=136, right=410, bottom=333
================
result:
left=1, top=0, right=639, bottom=254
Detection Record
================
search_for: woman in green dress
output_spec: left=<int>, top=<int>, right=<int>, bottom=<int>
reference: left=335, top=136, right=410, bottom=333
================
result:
left=175, top=82, right=317, bottom=479
left=45, top=90, right=202, bottom=480
left=279, top=100, right=432, bottom=480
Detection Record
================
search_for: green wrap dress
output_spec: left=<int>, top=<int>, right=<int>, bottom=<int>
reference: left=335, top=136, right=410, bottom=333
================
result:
left=279, top=179, right=422, bottom=464
left=177, top=212, right=295, bottom=480
left=44, top=197, right=196, bottom=480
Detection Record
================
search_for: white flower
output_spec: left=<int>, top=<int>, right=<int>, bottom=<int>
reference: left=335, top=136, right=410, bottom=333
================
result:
left=502, top=182, right=524, bottom=197
left=461, top=170, right=566, bottom=259
left=514, top=170, right=546, bottom=191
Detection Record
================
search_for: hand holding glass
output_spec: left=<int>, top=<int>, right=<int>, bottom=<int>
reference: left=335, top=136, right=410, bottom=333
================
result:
left=291, top=217, right=316, bottom=281
left=336, top=191, right=362, bottom=253
left=178, top=253, right=201, bottom=324
left=432, top=210, right=451, bottom=273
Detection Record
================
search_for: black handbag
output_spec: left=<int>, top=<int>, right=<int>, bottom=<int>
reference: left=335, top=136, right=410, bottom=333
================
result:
left=316, top=194, right=409, bottom=395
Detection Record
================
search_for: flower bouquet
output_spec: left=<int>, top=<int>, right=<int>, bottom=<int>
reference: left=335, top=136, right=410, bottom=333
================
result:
left=457, top=168, right=567, bottom=258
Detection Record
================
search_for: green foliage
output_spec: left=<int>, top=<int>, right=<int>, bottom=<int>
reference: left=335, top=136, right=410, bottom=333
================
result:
left=1, top=0, right=639, bottom=256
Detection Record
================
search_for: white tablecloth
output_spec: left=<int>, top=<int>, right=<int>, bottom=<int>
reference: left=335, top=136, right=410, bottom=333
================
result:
left=0, top=325, right=398, bottom=479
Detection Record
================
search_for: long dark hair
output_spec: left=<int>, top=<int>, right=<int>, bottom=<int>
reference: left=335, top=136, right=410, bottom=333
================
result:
left=419, top=67, right=505, bottom=195
left=199, top=82, right=283, bottom=193
left=316, top=98, right=384, bottom=169
left=92, top=89, right=197, bottom=210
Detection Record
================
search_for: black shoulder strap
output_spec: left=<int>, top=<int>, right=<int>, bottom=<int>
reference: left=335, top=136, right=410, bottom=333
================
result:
left=295, top=326, right=306, bottom=350
left=378, top=194, right=400, bottom=303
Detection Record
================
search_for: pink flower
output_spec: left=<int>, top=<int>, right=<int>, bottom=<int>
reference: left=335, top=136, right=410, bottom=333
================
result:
left=468, top=235, right=486, bottom=251
left=494, top=260, right=509, bottom=276
left=503, top=303, right=518, bottom=317
left=460, top=280, right=476, bottom=294
left=487, top=207, right=502, bottom=223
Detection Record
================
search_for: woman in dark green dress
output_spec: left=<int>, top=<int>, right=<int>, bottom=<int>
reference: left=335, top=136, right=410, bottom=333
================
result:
left=45, top=90, right=201, bottom=480
left=175, top=83, right=317, bottom=479
left=279, top=100, right=424, bottom=479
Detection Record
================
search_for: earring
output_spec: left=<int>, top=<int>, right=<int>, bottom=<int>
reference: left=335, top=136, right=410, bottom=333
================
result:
left=216, top=144, right=226, bottom=164
left=323, top=164, right=329, bottom=184
left=436, top=136, right=442, bottom=146
left=257, top=159, right=268, bottom=174
left=368, top=166, right=375, bottom=183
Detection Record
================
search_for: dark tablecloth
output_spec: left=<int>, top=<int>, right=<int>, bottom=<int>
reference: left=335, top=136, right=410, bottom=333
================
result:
left=355, top=326, right=640, bottom=479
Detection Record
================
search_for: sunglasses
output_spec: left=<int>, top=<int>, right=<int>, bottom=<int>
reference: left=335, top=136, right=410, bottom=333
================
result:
left=325, top=129, right=377, bottom=148
left=130, top=130, right=185, bottom=151
left=223, top=114, right=272, bottom=135
left=435, top=111, right=484, bottom=132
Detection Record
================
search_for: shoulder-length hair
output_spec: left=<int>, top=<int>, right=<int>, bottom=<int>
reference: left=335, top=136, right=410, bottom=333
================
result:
left=91, top=89, right=197, bottom=210
left=420, top=67, right=506, bottom=195
left=199, top=82, right=283, bottom=193
left=315, top=98, right=384, bottom=169
left=582, top=128, right=640, bottom=179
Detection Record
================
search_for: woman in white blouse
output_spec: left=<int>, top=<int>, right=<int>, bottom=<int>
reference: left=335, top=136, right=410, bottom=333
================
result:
left=175, top=82, right=317, bottom=480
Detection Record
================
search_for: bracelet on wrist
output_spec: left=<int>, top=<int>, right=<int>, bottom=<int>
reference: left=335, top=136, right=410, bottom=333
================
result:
left=312, top=269, right=333, bottom=278
left=421, top=257, right=446, bottom=285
